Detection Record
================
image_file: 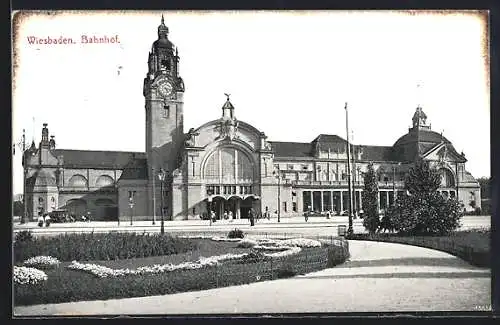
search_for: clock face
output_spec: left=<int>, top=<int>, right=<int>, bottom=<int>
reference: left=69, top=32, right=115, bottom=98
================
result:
left=158, top=80, right=173, bottom=97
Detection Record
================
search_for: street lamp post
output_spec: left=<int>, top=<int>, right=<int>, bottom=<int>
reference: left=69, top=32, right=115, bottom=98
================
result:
left=158, top=168, right=167, bottom=235
left=392, top=162, right=401, bottom=205
left=345, top=102, right=353, bottom=235
left=152, top=167, right=156, bottom=225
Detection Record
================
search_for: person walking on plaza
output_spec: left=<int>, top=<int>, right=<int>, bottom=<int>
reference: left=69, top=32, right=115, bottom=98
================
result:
left=37, top=213, right=44, bottom=227
left=326, top=209, right=331, bottom=220
left=44, top=214, right=51, bottom=227
left=228, top=210, right=233, bottom=222
left=249, top=209, right=255, bottom=226
left=265, top=206, right=270, bottom=220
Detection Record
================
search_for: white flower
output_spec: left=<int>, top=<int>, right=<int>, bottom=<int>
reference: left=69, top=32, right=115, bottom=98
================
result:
left=277, top=238, right=322, bottom=248
left=23, top=256, right=60, bottom=268
left=67, top=252, right=249, bottom=278
left=211, top=236, right=242, bottom=242
left=237, top=239, right=258, bottom=248
left=13, top=266, right=48, bottom=285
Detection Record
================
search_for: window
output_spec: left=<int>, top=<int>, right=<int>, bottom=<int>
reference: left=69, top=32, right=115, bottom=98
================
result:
left=383, top=176, right=389, bottom=183
left=302, top=164, right=308, bottom=171
left=292, top=191, right=297, bottom=197
left=161, top=59, right=171, bottom=70
left=163, top=105, right=170, bottom=118
left=51, top=197, right=55, bottom=203
left=287, top=164, right=294, bottom=170
left=38, top=197, right=44, bottom=205
left=292, top=202, right=297, bottom=212
left=283, top=201, right=287, bottom=212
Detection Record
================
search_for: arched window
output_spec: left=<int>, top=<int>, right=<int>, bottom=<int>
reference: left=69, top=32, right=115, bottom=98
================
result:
left=68, top=174, right=88, bottom=187
left=439, top=168, right=455, bottom=187
left=96, top=175, right=114, bottom=188
left=204, top=147, right=254, bottom=184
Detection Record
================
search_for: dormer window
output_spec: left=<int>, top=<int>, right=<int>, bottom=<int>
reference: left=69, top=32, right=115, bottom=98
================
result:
left=163, top=105, right=170, bottom=118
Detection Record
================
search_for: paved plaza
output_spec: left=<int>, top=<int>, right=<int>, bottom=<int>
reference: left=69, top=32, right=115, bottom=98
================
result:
left=14, top=239, right=490, bottom=315
left=12, top=216, right=490, bottom=237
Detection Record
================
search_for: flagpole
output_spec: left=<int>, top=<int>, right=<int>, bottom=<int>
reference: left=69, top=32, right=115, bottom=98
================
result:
left=345, top=102, right=353, bottom=235
left=21, top=129, right=27, bottom=224
left=351, top=130, right=357, bottom=218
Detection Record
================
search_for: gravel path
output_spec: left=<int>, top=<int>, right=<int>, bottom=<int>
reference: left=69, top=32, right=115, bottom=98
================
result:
left=14, top=240, right=490, bottom=315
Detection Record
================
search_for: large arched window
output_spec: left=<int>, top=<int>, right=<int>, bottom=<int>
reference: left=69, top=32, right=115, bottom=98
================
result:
left=95, top=175, right=114, bottom=188
left=439, top=168, right=455, bottom=187
left=68, top=175, right=88, bottom=187
left=204, top=147, right=254, bottom=184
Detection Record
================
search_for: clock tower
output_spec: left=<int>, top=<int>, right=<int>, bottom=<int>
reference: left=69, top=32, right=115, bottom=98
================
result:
left=144, top=15, right=185, bottom=218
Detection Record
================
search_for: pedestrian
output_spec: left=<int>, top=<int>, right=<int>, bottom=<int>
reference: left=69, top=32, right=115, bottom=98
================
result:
left=326, top=209, right=331, bottom=220
left=224, top=210, right=228, bottom=220
left=228, top=210, right=233, bottom=222
left=305, top=207, right=310, bottom=222
left=211, top=210, right=216, bottom=223
left=249, top=209, right=255, bottom=226
left=265, top=206, right=270, bottom=220
left=45, top=214, right=51, bottom=227
left=37, top=213, right=44, bottom=227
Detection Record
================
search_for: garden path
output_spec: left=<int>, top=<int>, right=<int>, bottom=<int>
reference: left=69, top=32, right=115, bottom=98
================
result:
left=14, top=240, right=490, bottom=315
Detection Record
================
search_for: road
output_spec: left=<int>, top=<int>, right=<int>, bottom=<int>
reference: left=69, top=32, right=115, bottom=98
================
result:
left=12, top=216, right=490, bottom=237
left=13, top=240, right=490, bottom=315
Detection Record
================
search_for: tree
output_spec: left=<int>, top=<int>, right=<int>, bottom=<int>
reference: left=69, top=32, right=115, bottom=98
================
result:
left=13, top=200, right=24, bottom=217
left=477, top=177, right=490, bottom=199
left=385, top=159, right=462, bottom=235
left=405, top=159, right=441, bottom=195
left=362, top=162, right=379, bottom=234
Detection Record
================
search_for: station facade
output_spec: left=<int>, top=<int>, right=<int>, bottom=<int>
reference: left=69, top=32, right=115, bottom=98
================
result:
left=23, top=17, right=482, bottom=221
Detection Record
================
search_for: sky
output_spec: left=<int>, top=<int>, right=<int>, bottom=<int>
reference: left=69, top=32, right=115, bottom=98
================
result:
left=12, top=10, right=490, bottom=195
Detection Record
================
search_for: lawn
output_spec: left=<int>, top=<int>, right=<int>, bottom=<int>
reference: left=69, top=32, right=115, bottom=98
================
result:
left=348, top=230, right=490, bottom=267
left=14, top=235, right=349, bottom=306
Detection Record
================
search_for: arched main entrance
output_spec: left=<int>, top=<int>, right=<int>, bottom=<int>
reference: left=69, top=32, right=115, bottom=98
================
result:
left=202, top=146, right=259, bottom=219
left=206, top=195, right=260, bottom=219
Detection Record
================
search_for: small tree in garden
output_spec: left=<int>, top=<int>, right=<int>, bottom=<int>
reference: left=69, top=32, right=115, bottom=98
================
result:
left=362, top=162, right=380, bottom=234
left=385, top=159, right=462, bottom=235
left=405, top=159, right=441, bottom=195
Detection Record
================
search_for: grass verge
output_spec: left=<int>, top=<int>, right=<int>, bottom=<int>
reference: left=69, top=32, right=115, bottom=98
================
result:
left=347, top=230, right=489, bottom=267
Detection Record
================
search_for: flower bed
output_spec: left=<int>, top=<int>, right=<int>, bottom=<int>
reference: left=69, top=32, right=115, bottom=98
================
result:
left=23, top=256, right=60, bottom=269
left=14, top=237, right=350, bottom=306
left=13, top=266, right=48, bottom=285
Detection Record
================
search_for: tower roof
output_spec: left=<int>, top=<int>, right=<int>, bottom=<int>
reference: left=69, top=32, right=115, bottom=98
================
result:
left=154, top=15, right=173, bottom=49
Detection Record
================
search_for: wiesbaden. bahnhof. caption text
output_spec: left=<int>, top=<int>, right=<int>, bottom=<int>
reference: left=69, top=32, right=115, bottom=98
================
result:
left=26, top=35, right=120, bottom=45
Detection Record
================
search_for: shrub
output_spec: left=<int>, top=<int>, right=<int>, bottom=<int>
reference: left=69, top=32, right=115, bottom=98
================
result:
left=14, top=233, right=199, bottom=263
left=385, top=192, right=462, bottom=235
left=23, top=256, right=60, bottom=269
left=15, top=231, right=33, bottom=243
left=227, top=228, right=244, bottom=239
left=13, top=266, right=48, bottom=285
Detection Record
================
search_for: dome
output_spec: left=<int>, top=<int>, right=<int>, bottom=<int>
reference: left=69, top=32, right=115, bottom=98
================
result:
left=393, top=129, right=450, bottom=148
left=34, top=169, right=57, bottom=187
left=153, top=38, right=174, bottom=50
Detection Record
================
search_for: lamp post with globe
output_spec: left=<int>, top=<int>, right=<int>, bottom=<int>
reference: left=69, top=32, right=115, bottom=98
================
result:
left=158, top=168, right=167, bottom=235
